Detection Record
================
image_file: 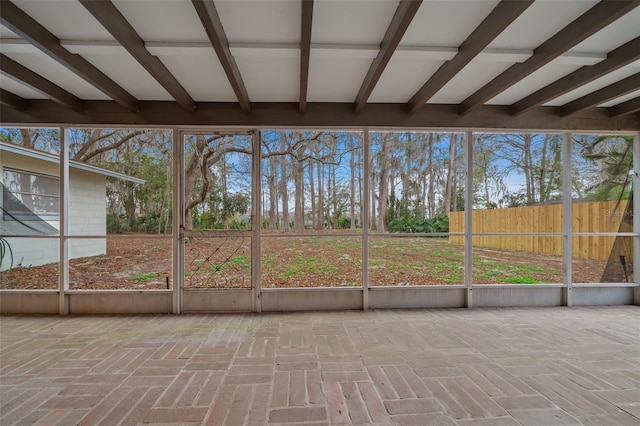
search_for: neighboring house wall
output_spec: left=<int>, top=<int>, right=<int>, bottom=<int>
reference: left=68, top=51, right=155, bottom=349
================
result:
left=68, top=169, right=107, bottom=261
left=1, top=151, right=107, bottom=271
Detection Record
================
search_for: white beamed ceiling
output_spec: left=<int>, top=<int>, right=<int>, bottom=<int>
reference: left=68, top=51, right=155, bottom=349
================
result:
left=1, top=0, right=639, bottom=112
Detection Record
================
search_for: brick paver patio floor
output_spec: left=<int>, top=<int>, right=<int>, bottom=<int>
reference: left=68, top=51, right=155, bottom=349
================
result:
left=1, top=306, right=639, bottom=425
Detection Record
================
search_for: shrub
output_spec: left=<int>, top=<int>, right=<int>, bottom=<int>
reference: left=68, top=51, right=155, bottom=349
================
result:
left=107, top=214, right=130, bottom=234
left=338, top=216, right=357, bottom=229
left=229, top=217, right=250, bottom=230
left=388, top=215, right=449, bottom=233
left=133, top=211, right=172, bottom=233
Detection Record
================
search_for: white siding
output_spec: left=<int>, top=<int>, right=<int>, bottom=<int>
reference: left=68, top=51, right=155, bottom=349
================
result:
left=2, top=237, right=58, bottom=270
left=1, top=153, right=107, bottom=271
left=69, top=169, right=106, bottom=236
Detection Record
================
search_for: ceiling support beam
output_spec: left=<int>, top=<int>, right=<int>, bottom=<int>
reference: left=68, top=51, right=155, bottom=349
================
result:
left=0, top=54, right=82, bottom=111
left=0, top=0, right=139, bottom=112
left=192, top=0, right=251, bottom=113
left=559, top=73, right=640, bottom=116
left=2, top=101, right=638, bottom=132
left=511, top=36, right=640, bottom=116
left=407, top=0, right=533, bottom=114
left=0, top=89, right=28, bottom=111
left=354, top=0, right=422, bottom=113
left=299, top=0, right=314, bottom=113
left=458, top=0, right=640, bottom=116
left=80, top=0, right=196, bottom=113
left=609, top=97, right=640, bottom=117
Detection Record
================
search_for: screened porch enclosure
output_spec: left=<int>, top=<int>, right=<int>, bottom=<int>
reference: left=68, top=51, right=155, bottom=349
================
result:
left=1, top=0, right=639, bottom=313
left=1, top=128, right=637, bottom=314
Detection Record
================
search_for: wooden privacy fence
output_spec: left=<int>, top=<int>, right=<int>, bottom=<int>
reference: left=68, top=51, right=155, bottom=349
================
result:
left=449, top=200, right=630, bottom=261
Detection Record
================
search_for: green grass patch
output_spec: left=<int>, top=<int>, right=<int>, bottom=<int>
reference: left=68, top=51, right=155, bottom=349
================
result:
left=207, top=255, right=251, bottom=273
left=230, top=255, right=251, bottom=268
left=503, top=276, right=537, bottom=284
left=276, top=255, right=337, bottom=279
left=264, top=254, right=277, bottom=267
left=130, top=272, right=162, bottom=282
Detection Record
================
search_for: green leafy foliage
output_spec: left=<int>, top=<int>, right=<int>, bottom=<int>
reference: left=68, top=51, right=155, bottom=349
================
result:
left=107, top=214, right=130, bottom=234
left=136, top=211, right=172, bottom=233
left=387, top=215, right=449, bottom=233
left=130, top=272, right=162, bottom=282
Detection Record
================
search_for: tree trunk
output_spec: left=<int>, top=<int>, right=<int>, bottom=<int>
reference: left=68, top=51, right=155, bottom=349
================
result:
left=349, top=134, right=356, bottom=230
left=444, top=133, right=457, bottom=216
left=332, top=164, right=339, bottom=228
left=280, top=132, right=290, bottom=232
left=370, top=155, right=376, bottom=230
left=427, top=134, right=435, bottom=218
left=309, top=159, right=316, bottom=229
left=20, top=129, right=36, bottom=149
left=293, top=145, right=305, bottom=232
left=124, top=182, right=136, bottom=231
left=315, top=159, right=324, bottom=230
left=268, top=155, right=278, bottom=230
left=378, top=135, right=390, bottom=233
left=523, top=134, right=534, bottom=204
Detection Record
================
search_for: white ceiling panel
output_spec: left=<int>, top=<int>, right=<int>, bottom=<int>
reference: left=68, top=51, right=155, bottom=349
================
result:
left=0, top=24, right=20, bottom=39
left=430, top=58, right=515, bottom=104
left=0, top=0, right=637, bottom=129
left=570, top=8, right=640, bottom=54
left=599, top=89, right=640, bottom=107
left=307, top=57, right=373, bottom=102
left=488, top=62, right=583, bottom=105
left=215, top=0, right=301, bottom=44
left=77, top=52, right=173, bottom=101
left=155, top=54, right=236, bottom=102
left=401, top=0, right=500, bottom=46
left=544, top=64, right=640, bottom=106
left=312, top=0, right=399, bottom=44
left=488, top=0, right=598, bottom=50
left=0, top=38, right=41, bottom=54
left=235, top=56, right=299, bottom=102
left=369, top=57, right=446, bottom=103
left=2, top=52, right=110, bottom=100
left=112, top=0, right=210, bottom=42
left=10, top=0, right=113, bottom=40
left=0, top=74, right=48, bottom=99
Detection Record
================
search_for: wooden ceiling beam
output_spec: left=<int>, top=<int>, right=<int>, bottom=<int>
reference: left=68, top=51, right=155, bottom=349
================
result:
left=0, top=0, right=139, bottom=112
left=560, top=73, right=640, bottom=116
left=192, top=0, right=251, bottom=113
left=354, top=0, right=422, bottom=113
left=511, top=36, right=640, bottom=116
left=408, top=0, right=533, bottom=114
left=80, top=0, right=195, bottom=113
left=299, top=0, right=314, bottom=114
left=0, top=54, right=82, bottom=111
left=459, top=0, right=640, bottom=116
left=2, top=101, right=638, bottom=132
left=0, top=89, right=29, bottom=111
left=609, top=96, right=640, bottom=117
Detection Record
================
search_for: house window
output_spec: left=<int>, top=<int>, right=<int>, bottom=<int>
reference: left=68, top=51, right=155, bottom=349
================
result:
left=2, top=168, right=60, bottom=221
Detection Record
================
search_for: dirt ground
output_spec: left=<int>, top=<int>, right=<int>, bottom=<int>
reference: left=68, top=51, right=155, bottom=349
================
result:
left=1, top=233, right=609, bottom=290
